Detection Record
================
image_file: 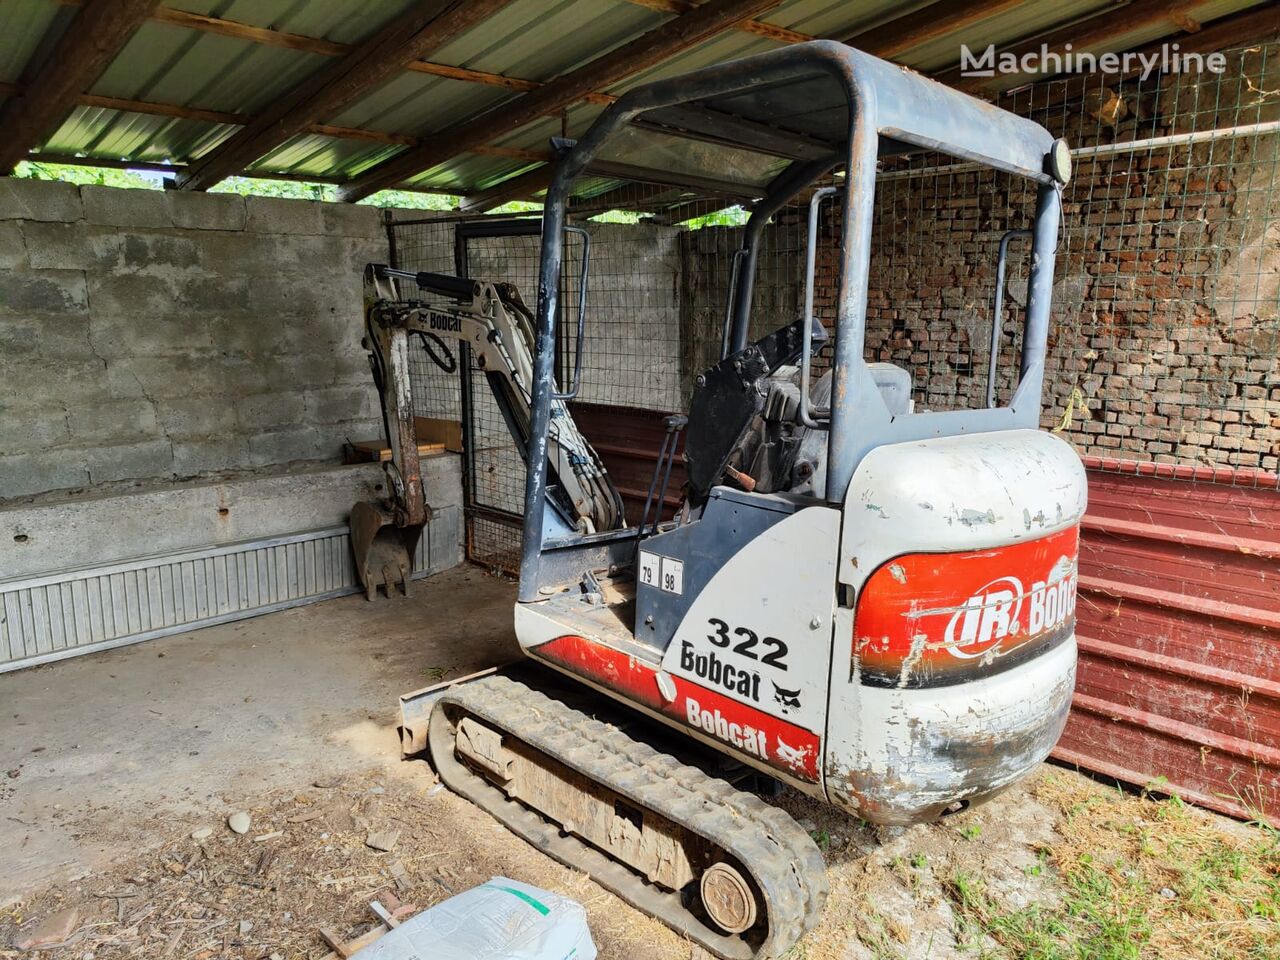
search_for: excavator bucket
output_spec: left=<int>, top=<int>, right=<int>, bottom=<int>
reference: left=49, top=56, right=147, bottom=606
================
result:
left=349, top=500, right=425, bottom=600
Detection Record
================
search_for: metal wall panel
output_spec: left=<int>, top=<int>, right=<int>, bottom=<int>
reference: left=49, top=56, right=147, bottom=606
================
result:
left=0, top=506, right=460, bottom=673
left=569, top=401, right=685, bottom=524
left=1055, top=463, right=1280, bottom=825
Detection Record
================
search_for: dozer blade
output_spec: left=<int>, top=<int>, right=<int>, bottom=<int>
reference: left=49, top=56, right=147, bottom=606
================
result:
left=350, top=500, right=424, bottom=600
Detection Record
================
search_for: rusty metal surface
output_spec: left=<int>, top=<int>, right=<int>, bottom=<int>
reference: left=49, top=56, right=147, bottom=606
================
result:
left=16, top=0, right=1268, bottom=190
left=1056, top=461, right=1280, bottom=825
left=569, top=401, right=686, bottom=523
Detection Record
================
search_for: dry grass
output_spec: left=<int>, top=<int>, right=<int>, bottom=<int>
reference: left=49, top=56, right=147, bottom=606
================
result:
left=941, top=771, right=1280, bottom=960
left=0, top=768, right=681, bottom=959
left=2, top=765, right=1275, bottom=960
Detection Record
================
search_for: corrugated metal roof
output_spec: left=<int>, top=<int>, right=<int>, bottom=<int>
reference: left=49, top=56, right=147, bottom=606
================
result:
left=44, top=106, right=232, bottom=163
left=5, top=0, right=1276, bottom=196
left=0, top=0, right=64, bottom=85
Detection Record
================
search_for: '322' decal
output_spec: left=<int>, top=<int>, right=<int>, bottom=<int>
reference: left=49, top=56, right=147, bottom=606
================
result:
left=706, top=617, right=788, bottom=670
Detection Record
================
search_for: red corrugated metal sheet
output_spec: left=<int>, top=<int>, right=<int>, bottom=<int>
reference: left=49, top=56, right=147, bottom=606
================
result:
left=570, top=401, right=685, bottom=523
left=1056, top=461, right=1280, bottom=825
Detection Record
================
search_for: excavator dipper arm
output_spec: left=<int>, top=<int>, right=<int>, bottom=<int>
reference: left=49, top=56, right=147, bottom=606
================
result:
left=357, top=265, right=624, bottom=577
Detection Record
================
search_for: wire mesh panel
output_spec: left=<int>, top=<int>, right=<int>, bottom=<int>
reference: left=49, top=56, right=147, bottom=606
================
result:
left=386, top=215, right=463, bottom=423
left=457, top=223, right=541, bottom=574
left=1009, top=40, right=1280, bottom=486
left=858, top=164, right=1040, bottom=413
left=564, top=219, right=684, bottom=410
left=677, top=201, right=810, bottom=398
left=847, top=40, right=1279, bottom=486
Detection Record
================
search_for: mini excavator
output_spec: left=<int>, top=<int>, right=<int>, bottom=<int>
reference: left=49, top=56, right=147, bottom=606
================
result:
left=353, top=41, right=1084, bottom=960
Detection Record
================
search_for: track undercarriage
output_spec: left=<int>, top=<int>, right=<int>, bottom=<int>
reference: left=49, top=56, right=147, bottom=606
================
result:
left=427, top=673, right=827, bottom=959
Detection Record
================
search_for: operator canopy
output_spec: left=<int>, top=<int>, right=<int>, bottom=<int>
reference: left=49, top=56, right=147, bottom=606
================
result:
left=581, top=41, right=1064, bottom=202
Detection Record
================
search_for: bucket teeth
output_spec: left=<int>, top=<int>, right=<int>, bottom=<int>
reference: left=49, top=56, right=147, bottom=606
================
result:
left=349, top=500, right=424, bottom=600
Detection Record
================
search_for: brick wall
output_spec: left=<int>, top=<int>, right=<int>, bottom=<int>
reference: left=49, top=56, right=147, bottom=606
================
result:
left=0, top=179, right=397, bottom=500
left=678, top=49, right=1279, bottom=478
left=678, top=218, right=806, bottom=401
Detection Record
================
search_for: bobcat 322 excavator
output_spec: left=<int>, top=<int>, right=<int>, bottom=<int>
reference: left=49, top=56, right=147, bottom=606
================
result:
left=352, top=41, right=1084, bottom=959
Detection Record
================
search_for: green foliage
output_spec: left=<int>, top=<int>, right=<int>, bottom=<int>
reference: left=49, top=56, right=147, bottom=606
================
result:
left=486, top=199, right=542, bottom=215
left=361, top=188, right=458, bottom=211
left=13, top=161, right=461, bottom=213
left=948, top=865, right=1149, bottom=960
left=679, top=204, right=749, bottom=228
left=588, top=209, right=643, bottom=224
left=210, top=176, right=333, bottom=201
left=15, top=160, right=163, bottom=190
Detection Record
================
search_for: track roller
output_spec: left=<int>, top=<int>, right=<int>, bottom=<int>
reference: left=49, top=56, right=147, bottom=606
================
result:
left=427, top=674, right=827, bottom=959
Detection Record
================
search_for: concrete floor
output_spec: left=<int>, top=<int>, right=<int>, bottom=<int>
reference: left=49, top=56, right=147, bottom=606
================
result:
left=0, top=565, right=517, bottom=906
left=5, top=562, right=1262, bottom=959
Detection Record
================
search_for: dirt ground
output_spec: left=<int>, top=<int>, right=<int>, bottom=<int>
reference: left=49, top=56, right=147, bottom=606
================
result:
left=1, top=566, right=1275, bottom=959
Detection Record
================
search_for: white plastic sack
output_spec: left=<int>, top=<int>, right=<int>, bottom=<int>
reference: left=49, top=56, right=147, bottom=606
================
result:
left=352, top=876, right=597, bottom=960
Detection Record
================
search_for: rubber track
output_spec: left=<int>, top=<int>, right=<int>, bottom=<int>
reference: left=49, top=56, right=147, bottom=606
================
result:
left=429, top=674, right=827, bottom=959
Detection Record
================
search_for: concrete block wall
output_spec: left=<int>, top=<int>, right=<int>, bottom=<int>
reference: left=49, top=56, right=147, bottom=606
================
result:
left=0, top=179, right=391, bottom=501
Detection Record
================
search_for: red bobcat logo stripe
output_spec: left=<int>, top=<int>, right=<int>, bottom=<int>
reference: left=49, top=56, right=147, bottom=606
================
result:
left=530, top=634, right=821, bottom=782
left=855, top=526, right=1079, bottom=688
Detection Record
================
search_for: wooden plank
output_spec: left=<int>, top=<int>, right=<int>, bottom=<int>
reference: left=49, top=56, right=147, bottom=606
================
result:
left=336, top=0, right=783, bottom=203
left=0, top=0, right=160, bottom=173
left=844, top=0, right=1026, bottom=59
left=318, top=925, right=386, bottom=960
left=414, top=417, right=463, bottom=453
left=345, top=440, right=446, bottom=464
left=175, top=0, right=516, bottom=191
left=317, top=928, right=353, bottom=958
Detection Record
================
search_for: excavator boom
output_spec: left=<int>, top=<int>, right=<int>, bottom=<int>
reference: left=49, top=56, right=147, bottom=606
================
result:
left=350, top=263, right=625, bottom=598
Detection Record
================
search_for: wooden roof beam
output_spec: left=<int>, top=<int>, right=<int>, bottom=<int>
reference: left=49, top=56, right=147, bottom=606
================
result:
left=0, top=82, right=548, bottom=162
left=175, top=0, right=515, bottom=192
left=620, top=0, right=811, bottom=44
left=1031, top=4, right=1280, bottom=109
left=0, top=0, right=160, bottom=174
left=51, top=0, right=616, bottom=106
left=336, top=0, right=782, bottom=204
left=937, top=0, right=1209, bottom=93
left=843, top=0, right=1027, bottom=59
left=458, top=165, right=554, bottom=214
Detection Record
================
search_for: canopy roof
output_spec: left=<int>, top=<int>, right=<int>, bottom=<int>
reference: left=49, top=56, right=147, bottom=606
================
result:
left=0, top=0, right=1272, bottom=211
